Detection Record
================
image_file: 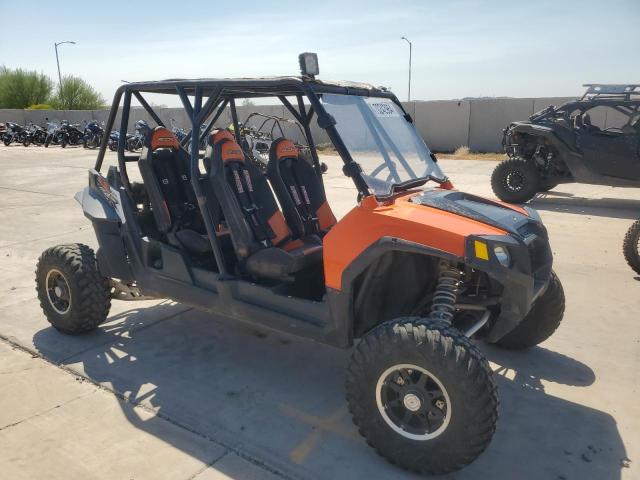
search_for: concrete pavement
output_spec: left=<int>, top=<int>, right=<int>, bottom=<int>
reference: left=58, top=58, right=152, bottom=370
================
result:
left=0, top=145, right=638, bottom=479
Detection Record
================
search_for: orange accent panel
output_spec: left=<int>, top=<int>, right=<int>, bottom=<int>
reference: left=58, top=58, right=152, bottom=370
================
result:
left=360, top=196, right=379, bottom=209
left=211, top=129, right=235, bottom=145
left=150, top=127, right=180, bottom=150
left=495, top=200, right=528, bottom=215
left=316, top=201, right=337, bottom=231
left=275, top=139, right=298, bottom=160
left=215, top=224, right=230, bottom=237
left=161, top=200, right=171, bottom=223
left=282, top=238, right=304, bottom=252
left=267, top=211, right=291, bottom=246
left=220, top=140, right=245, bottom=163
left=323, top=192, right=508, bottom=291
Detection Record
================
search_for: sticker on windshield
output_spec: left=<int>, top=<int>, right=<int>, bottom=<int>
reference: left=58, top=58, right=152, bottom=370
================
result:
left=368, top=101, right=399, bottom=118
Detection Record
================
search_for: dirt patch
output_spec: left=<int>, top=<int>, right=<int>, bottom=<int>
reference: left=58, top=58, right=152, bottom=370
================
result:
left=435, top=146, right=505, bottom=161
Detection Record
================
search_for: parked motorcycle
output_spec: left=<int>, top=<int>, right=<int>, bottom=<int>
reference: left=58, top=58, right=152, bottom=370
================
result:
left=170, top=118, right=187, bottom=143
left=107, top=130, right=120, bottom=151
left=59, top=120, right=84, bottom=146
left=125, top=120, right=150, bottom=152
left=2, top=122, right=29, bottom=146
left=22, top=122, right=48, bottom=146
left=82, top=120, right=105, bottom=149
left=21, top=124, right=34, bottom=147
left=44, top=121, right=68, bottom=148
left=190, top=124, right=209, bottom=152
left=108, top=129, right=139, bottom=152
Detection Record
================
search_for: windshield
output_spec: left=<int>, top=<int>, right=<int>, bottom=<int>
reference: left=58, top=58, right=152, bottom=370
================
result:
left=321, top=94, right=445, bottom=195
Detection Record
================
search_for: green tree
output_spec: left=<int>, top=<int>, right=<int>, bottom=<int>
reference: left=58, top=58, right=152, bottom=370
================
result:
left=51, top=75, right=105, bottom=110
left=0, top=66, right=54, bottom=108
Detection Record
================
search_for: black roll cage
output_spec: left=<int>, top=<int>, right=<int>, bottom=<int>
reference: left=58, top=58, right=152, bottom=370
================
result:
left=581, top=84, right=640, bottom=101
left=531, top=99, right=640, bottom=123
left=93, top=76, right=407, bottom=277
left=531, top=83, right=640, bottom=123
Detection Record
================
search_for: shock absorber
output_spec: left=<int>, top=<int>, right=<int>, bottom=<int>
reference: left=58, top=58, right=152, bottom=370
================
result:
left=430, top=262, right=462, bottom=323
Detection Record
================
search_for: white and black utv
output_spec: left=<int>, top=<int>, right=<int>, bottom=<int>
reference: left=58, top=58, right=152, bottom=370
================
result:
left=492, top=84, right=640, bottom=203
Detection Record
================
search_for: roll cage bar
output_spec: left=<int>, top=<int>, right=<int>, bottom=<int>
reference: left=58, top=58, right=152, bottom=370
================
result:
left=581, top=84, right=640, bottom=101
left=531, top=98, right=640, bottom=123
left=242, top=112, right=308, bottom=147
left=93, top=77, right=407, bottom=277
left=95, top=77, right=404, bottom=194
left=529, top=84, right=640, bottom=123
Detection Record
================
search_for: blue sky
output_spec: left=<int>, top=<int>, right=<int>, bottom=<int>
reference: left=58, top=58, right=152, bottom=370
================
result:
left=0, top=0, right=638, bottom=105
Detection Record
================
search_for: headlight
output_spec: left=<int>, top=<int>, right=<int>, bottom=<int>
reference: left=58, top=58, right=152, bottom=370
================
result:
left=493, top=246, right=511, bottom=267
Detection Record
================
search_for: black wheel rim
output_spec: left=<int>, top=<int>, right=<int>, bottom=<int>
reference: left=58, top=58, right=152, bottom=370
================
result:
left=504, top=170, right=524, bottom=192
left=376, top=364, right=451, bottom=440
left=45, top=269, right=71, bottom=315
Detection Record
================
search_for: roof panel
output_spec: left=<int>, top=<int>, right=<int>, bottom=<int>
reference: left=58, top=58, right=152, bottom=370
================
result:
left=123, top=76, right=385, bottom=96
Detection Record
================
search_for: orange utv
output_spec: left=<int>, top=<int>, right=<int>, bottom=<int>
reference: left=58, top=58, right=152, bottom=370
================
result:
left=35, top=54, right=564, bottom=475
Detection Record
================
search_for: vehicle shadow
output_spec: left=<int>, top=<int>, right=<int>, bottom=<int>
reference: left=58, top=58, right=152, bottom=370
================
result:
left=32, top=304, right=628, bottom=480
left=482, top=342, right=596, bottom=390
left=531, top=192, right=640, bottom=220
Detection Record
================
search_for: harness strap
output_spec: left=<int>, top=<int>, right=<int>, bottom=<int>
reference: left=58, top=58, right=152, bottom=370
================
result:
left=154, top=150, right=198, bottom=233
left=228, top=163, right=273, bottom=245
left=284, top=158, right=320, bottom=234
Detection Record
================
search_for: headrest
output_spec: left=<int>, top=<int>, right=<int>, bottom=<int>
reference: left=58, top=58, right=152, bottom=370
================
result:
left=210, top=129, right=235, bottom=146
left=147, top=127, right=180, bottom=150
left=274, top=138, right=299, bottom=160
left=218, top=138, right=245, bottom=163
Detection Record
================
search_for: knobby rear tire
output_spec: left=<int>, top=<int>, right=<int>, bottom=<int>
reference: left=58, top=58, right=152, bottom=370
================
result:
left=35, top=243, right=111, bottom=334
left=623, top=220, right=640, bottom=275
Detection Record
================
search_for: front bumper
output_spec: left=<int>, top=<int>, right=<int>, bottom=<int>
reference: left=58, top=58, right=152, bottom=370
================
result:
left=465, top=220, right=553, bottom=342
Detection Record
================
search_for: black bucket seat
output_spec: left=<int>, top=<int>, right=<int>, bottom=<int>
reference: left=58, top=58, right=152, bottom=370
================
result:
left=137, top=127, right=211, bottom=254
left=205, top=134, right=322, bottom=280
left=266, top=138, right=336, bottom=238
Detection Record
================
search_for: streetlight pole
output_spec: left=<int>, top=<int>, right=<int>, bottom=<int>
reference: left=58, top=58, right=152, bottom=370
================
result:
left=401, top=36, right=412, bottom=101
left=54, top=41, right=76, bottom=86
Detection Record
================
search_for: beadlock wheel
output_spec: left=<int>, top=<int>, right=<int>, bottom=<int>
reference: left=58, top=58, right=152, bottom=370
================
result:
left=45, top=268, right=72, bottom=315
left=346, top=318, right=498, bottom=474
left=375, top=363, right=451, bottom=441
left=504, top=170, right=524, bottom=192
